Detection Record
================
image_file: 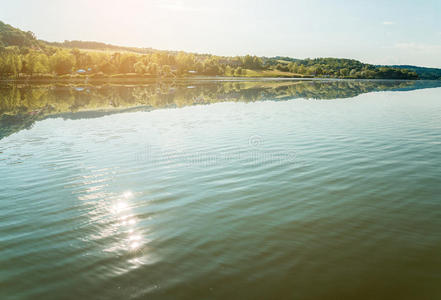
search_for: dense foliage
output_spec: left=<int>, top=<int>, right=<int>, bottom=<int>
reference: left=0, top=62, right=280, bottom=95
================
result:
left=390, top=65, right=441, bottom=80
left=272, top=57, right=418, bottom=79
left=0, top=20, right=438, bottom=80
left=0, top=21, right=42, bottom=48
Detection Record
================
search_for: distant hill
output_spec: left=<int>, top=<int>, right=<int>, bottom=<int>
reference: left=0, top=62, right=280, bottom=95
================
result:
left=0, top=21, right=41, bottom=48
left=0, top=20, right=438, bottom=80
left=46, top=40, right=157, bottom=55
left=271, top=56, right=301, bottom=63
left=388, top=65, right=441, bottom=80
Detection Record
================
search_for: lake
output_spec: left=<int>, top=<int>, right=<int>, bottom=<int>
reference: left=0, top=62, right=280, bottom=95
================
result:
left=1, top=79, right=441, bottom=299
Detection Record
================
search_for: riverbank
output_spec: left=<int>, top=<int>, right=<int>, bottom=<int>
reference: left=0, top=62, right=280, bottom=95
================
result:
left=0, top=72, right=315, bottom=84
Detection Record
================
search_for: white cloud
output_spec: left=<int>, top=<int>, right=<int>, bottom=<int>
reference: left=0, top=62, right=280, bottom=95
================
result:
left=382, top=21, right=395, bottom=25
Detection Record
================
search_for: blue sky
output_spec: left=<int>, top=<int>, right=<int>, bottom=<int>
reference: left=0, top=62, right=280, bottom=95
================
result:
left=2, top=0, right=441, bottom=67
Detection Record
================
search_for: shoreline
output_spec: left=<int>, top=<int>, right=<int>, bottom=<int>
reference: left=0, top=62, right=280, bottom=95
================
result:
left=0, top=74, right=312, bottom=84
left=0, top=76, right=428, bottom=85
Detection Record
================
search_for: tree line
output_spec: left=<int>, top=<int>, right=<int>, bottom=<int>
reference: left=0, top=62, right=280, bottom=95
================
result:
left=0, top=45, right=421, bottom=80
left=0, top=46, right=267, bottom=77
left=273, top=57, right=419, bottom=79
left=0, top=20, right=423, bottom=80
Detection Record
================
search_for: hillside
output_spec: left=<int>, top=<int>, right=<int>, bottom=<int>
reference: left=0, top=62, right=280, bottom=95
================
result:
left=390, top=65, right=441, bottom=80
left=45, top=40, right=157, bottom=55
left=1, top=20, right=440, bottom=80
left=0, top=21, right=41, bottom=48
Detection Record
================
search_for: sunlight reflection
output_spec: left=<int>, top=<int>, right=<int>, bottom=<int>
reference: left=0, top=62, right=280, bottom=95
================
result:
left=111, top=191, right=144, bottom=252
left=123, top=191, right=134, bottom=199
left=76, top=168, right=151, bottom=260
left=113, top=202, right=129, bottom=213
left=130, top=241, right=141, bottom=250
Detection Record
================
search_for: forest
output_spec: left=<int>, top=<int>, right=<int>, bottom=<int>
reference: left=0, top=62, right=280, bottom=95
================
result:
left=0, top=20, right=437, bottom=80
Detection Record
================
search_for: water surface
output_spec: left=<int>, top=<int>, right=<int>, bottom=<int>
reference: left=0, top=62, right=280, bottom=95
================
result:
left=1, top=80, right=441, bottom=299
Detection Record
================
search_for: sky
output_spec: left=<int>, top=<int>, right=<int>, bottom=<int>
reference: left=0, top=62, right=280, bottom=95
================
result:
left=1, top=0, right=441, bottom=68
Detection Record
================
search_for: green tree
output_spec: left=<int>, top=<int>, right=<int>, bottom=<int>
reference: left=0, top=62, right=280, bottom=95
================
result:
left=339, top=68, right=349, bottom=77
left=134, top=61, right=146, bottom=74
left=118, top=54, right=137, bottom=73
left=147, top=63, right=159, bottom=75
left=234, top=67, right=243, bottom=76
left=162, top=65, right=172, bottom=77
left=224, top=65, right=233, bottom=76
left=23, top=51, right=49, bottom=75
left=50, top=51, right=74, bottom=74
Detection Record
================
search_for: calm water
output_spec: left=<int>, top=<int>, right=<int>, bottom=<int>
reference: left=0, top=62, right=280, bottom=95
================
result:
left=1, top=80, right=441, bottom=299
